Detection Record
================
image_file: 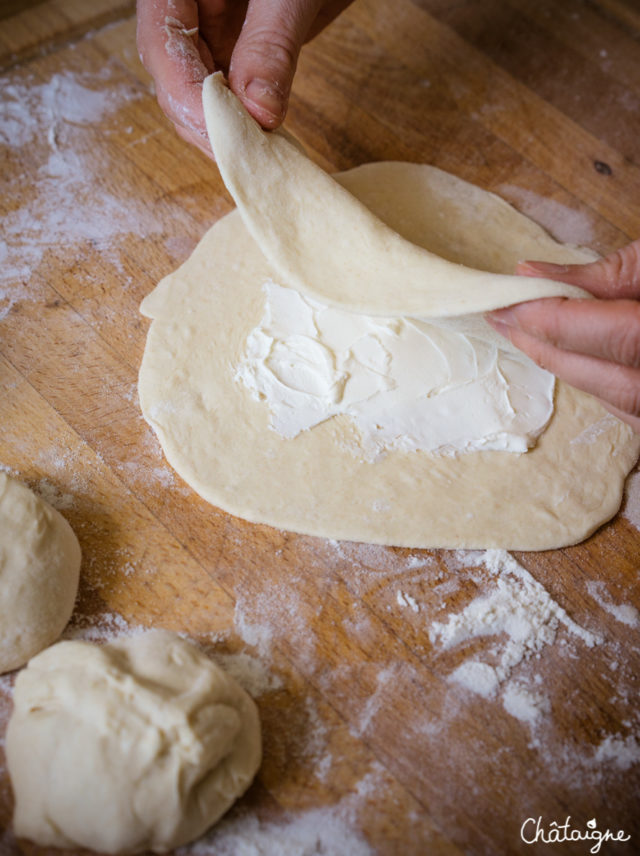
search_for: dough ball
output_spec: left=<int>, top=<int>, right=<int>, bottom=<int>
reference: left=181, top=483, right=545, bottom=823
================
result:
left=0, top=472, right=81, bottom=673
left=6, top=630, right=262, bottom=854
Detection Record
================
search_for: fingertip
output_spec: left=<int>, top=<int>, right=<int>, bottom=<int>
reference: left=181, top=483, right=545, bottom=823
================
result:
left=486, top=305, right=522, bottom=329
left=228, top=68, right=289, bottom=129
left=226, top=0, right=309, bottom=131
left=516, top=260, right=570, bottom=278
left=485, top=315, right=513, bottom=339
left=241, top=78, right=286, bottom=128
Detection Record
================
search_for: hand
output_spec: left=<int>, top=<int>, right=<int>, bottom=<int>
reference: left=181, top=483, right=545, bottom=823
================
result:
left=487, top=239, right=640, bottom=432
left=137, top=0, right=353, bottom=156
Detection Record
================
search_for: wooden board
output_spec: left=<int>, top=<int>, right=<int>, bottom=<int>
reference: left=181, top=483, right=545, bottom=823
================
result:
left=1, top=0, right=639, bottom=853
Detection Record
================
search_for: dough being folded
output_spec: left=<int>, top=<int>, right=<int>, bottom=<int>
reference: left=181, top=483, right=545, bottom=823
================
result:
left=202, top=72, right=588, bottom=319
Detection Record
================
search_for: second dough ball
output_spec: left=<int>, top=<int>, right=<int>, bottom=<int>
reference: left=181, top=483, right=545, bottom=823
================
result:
left=0, top=473, right=81, bottom=673
left=7, top=630, right=262, bottom=854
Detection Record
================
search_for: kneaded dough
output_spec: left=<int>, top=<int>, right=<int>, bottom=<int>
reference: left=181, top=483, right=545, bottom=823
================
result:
left=6, top=630, right=262, bottom=854
left=138, top=160, right=640, bottom=550
left=202, top=72, right=589, bottom=319
left=0, top=473, right=80, bottom=673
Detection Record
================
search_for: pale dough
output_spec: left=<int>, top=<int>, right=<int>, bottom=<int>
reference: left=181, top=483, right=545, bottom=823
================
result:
left=0, top=472, right=80, bottom=673
left=202, top=72, right=589, bottom=319
left=6, top=630, right=262, bottom=853
left=138, top=157, right=639, bottom=550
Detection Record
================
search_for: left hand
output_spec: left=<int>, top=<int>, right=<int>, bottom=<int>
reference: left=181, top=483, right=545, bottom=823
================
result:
left=487, top=239, right=640, bottom=432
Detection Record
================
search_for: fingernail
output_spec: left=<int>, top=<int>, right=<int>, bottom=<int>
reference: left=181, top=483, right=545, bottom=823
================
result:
left=519, top=260, right=570, bottom=276
left=244, top=78, right=284, bottom=122
left=486, top=317, right=512, bottom=339
left=487, top=307, right=518, bottom=329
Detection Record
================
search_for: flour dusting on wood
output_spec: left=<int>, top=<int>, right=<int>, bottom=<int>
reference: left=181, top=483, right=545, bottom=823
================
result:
left=0, top=64, right=160, bottom=304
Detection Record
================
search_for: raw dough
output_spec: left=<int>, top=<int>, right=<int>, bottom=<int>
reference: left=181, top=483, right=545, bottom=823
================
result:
left=202, top=72, right=589, bottom=319
left=6, top=630, right=262, bottom=854
left=0, top=472, right=80, bottom=673
left=138, top=158, right=639, bottom=549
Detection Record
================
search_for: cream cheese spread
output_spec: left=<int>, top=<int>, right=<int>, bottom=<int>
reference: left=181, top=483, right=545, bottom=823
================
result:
left=236, top=281, right=555, bottom=457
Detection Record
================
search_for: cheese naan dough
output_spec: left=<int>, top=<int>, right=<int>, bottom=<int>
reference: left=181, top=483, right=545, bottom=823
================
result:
left=138, top=155, right=639, bottom=549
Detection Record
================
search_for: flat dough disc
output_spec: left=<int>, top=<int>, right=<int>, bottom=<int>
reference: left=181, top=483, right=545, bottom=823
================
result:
left=139, top=162, right=640, bottom=550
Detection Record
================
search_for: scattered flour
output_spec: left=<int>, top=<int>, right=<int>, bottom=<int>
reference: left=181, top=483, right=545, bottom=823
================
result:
left=120, top=459, right=178, bottom=492
left=0, top=536, right=637, bottom=848
left=355, top=665, right=398, bottom=737
left=449, top=661, right=499, bottom=698
left=593, top=734, right=640, bottom=771
left=405, top=555, right=434, bottom=570
left=0, top=64, right=160, bottom=305
left=234, top=601, right=275, bottom=660
left=586, top=580, right=639, bottom=628
left=430, top=550, right=599, bottom=700
left=1, top=69, right=126, bottom=148
left=179, top=762, right=386, bottom=856
left=234, top=585, right=317, bottom=674
left=299, top=695, right=333, bottom=782
left=212, top=652, right=282, bottom=698
left=396, top=590, right=420, bottom=612
left=62, top=609, right=145, bottom=643
left=34, top=478, right=74, bottom=510
left=621, top=467, right=640, bottom=531
left=179, top=807, right=373, bottom=856
left=502, top=682, right=550, bottom=725
left=423, top=550, right=640, bottom=777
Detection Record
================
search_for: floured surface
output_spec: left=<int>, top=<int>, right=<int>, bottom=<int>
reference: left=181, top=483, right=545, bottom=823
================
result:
left=3, top=544, right=637, bottom=855
left=139, top=162, right=639, bottom=549
left=3, top=1, right=640, bottom=854
left=0, top=66, right=160, bottom=309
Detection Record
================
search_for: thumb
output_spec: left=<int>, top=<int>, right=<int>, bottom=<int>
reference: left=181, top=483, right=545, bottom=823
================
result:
left=228, top=0, right=322, bottom=129
left=516, top=238, right=640, bottom=300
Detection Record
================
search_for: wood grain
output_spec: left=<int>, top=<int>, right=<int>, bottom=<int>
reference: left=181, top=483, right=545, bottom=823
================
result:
left=1, top=1, right=639, bottom=854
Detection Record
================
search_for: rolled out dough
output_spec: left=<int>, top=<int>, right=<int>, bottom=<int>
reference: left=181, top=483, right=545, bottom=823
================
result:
left=138, top=157, right=640, bottom=550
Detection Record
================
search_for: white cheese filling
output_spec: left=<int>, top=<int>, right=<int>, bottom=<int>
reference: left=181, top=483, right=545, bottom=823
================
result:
left=236, top=281, right=555, bottom=457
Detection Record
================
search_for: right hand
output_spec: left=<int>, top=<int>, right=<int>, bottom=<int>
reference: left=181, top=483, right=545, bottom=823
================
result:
left=136, top=0, right=354, bottom=157
left=487, top=239, right=640, bottom=431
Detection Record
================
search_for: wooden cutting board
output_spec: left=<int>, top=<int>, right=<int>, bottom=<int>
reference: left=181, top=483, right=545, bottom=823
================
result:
left=1, top=1, right=639, bottom=853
